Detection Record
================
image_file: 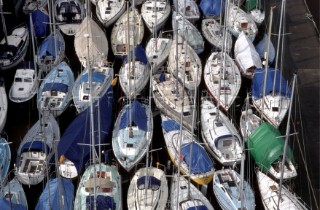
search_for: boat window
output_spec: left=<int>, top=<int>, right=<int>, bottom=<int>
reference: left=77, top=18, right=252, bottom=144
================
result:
left=222, top=139, right=233, bottom=147
left=272, top=107, right=279, bottom=112
left=215, top=122, right=223, bottom=127
left=183, top=111, right=191, bottom=116
left=51, top=91, right=58, bottom=96
left=15, top=77, right=22, bottom=82
left=24, top=77, right=32, bottom=82
left=127, top=143, right=134, bottom=148
left=209, top=112, right=216, bottom=116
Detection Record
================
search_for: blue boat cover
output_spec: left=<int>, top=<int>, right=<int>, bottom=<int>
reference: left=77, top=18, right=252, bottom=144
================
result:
left=123, top=45, right=148, bottom=64
left=39, top=34, right=62, bottom=59
left=119, top=100, right=147, bottom=131
left=252, top=68, right=291, bottom=99
left=79, top=72, right=106, bottom=84
left=187, top=206, right=208, bottom=210
left=21, top=141, right=50, bottom=154
left=0, top=199, right=26, bottom=210
left=255, top=34, right=275, bottom=65
left=161, top=120, right=181, bottom=132
left=35, top=178, right=74, bottom=210
left=181, top=142, right=213, bottom=174
left=42, top=82, right=68, bottom=93
left=137, top=176, right=161, bottom=190
left=58, top=87, right=113, bottom=173
left=159, top=73, right=166, bottom=82
left=199, top=0, right=225, bottom=18
left=29, top=9, right=50, bottom=38
left=86, top=195, right=116, bottom=210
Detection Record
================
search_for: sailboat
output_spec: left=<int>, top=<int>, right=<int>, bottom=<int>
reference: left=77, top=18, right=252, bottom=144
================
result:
left=200, top=94, right=242, bottom=165
left=95, top=0, right=126, bottom=28
left=257, top=170, right=309, bottom=210
left=37, top=28, right=65, bottom=73
left=0, top=1, right=29, bottom=71
left=15, top=114, right=60, bottom=185
left=226, top=1, right=258, bottom=41
left=173, top=0, right=200, bottom=22
left=161, top=114, right=214, bottom=185
left=168, top=37, right=202, bottom=91
left=152, top=71, right=194, bottom=131
left=37, top=61, right=74, bottom=117
left=213, top=168, right=255, bottom=210
left=172, top=11, right=204, bottom=54
left=127, top=165, right=168, bottom=209
left=0, top=136, right=10, bottom=183
left=0, top=78, right=7, bottom=133
left=72, top=62, right=114, bottom=113
left=243, top=0, right=265, bottom=25
left=201, top=18, right=232, bottom=52
left=111, top=6, right=144, bottom=57
left=118, top=45, right=150, bottom=98
left=74, top=16, right=109, bottom=68
left=145, top=36, right=172, bottom=74
left=58, top=86, right=114, bottom=179
left=247, top=121, right=297, bottom=180
left=141, top=0, right=171, bottom=33
left=199, top=0, right=224, bottom=19
left=234, top=31, right=262, bottom=79
left=54, top=0, right=85, bottom=36
left=112, top=99, right=153, bottom=172
left=170, top=173, right=214, bottom=210
left=0, top=176, right=28, bottom=209
left=203, top=51, right=241, bottom=112
left=10, top=14, right=39, bottom=103
left=35, top=177, right=74, bottom=210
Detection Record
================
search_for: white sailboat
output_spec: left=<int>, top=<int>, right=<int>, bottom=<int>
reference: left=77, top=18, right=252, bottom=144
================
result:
left=111, top=6, right=144, bottom=57
left=141, top=0, right=171, bottom=33
left=172, top=11, right=204, bottom=54
left=213, top=168, right=255, bottom=210
left=168, top=37, right=202, bottom=91
left=145, top=36, right=172, bottom=74
left=0, top=78, right=7, bottom=133
left=173, top=0, right=200, bottom=22
left=170, top=174, right=214, bottom=210
left=15, top=114, right=60, bottom=185
left=95, top=0, right=126, bottom=28
left=200, top=94, right=242, bottom=165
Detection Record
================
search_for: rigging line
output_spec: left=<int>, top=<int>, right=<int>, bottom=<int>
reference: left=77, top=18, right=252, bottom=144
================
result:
left=292, top=81, right=319, bottom=210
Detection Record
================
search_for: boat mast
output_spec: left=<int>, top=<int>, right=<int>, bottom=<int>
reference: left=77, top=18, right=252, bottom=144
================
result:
left=0, top=0, right=8, bottom=45
left=127, top=1, right=133, bottom=138
left=277, top=73, right=296, bottom=209
left=260, top=6, right=274, bottom=120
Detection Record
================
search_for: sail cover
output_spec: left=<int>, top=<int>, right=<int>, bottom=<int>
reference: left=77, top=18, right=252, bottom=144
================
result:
left=0, top=199, right=26, bottom=210
left=86, top=195, right=116, bottom=210
left=181, top=142, right=213, bottom=174
left=79, top=72, right=106, bottom=83
left=123, top=45, right=148, bottom=64
left=119, top=100, right=148, bottom=131
left=255, top=33, right=275, bottom=64
left=38, top=34, right=62, bottom=59
left=42, top=83, right=68, bottom=93
left=161, top=120, right=181, bottom=132
left=35, top=178, right=74, bottom=210
left=57, top=87, right=113, bottom=173
left=74, top=16, right=108, bottom=64
left=199, top=0, right=225, bottom=18
left=247, top=122, right=295, bottom=172
left=30, top=9, right=50, bottom=38
left=187, top=206, right=208, bottom=210
left=137, top=176, right=161, bottom=190
left=234, top=31, right=262, bottom=71
left=252, top=67, right=292, bottom=98
left=21, top=141, right=50, bottom=154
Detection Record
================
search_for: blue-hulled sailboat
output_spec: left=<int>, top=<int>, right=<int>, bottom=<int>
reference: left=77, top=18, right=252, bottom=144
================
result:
left=112, top=99, right=153, bottom=172
left=252, top=67, right=291, bottom=128
left=35, top=177, right=74, bottom=210
left=15, top=114, right=60, bottom=185
left=0, top=137, right=10, bottom=184
left=73, top=62, right=113, bottom=113
left=37, top=61, right=74, bottom=117
left=0, top=177, right=28, bottom=210
left=58, top=86, right=114, bottom=179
